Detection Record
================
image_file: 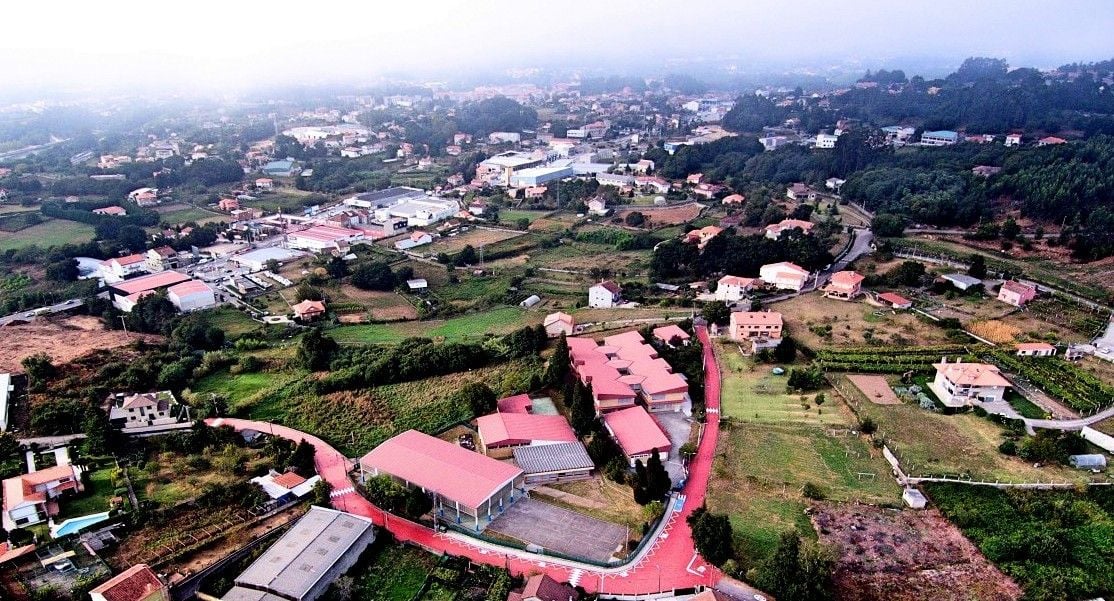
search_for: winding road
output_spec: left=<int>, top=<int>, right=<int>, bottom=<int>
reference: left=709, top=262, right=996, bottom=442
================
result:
left=206, top=325, right=745, bottom=596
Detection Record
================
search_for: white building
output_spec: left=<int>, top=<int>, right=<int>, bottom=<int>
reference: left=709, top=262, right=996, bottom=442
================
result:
left=588, top=280, right=622, bottom=308
left=759, top=262, right=810, bottom=292
left=287, top=225, right=365, bottom=251
left=509, top=166, right=573, bottom=188
left=715, top=275, right=761, bottom=302
left=167, top=280, right=217, bottom=311
left=101, top=253, right=149, bottom=281
left=930, top=359, right=1011, bottom=408
left=374, top=197, right=458, bottom=227
left=815, top=133, right=839, bottom=149
left=395, top=231, right=433, bottom=250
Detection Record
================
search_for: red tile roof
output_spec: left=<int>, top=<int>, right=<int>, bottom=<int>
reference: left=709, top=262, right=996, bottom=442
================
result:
left=519, top=574, right=578, bottom=601
left=359, top=430, right=523, bottom=509
left=1016, top=342, right=1055, bottom=351
left=91, top=564, right=164, bottom=601
left=271, top=471, right=307, bottom=489
left=602, top=406, right=671, bottom=458
left=496, top=394, right=533, bottom=414
left=477, top=413, right=577, bottom=448
left=167, top=280, right=212, bottom=296
left=877, top=292, right=912, bottom=307
left=652, top=324, right=690, bottom=344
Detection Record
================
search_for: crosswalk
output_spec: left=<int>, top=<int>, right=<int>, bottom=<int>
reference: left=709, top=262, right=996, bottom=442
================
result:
left=330, top=486, right=356, bottom=498
left=568, top=569, right=584, bottom=587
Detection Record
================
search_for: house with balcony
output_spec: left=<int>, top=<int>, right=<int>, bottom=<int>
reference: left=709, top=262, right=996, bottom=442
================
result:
left=930, top=358, right=1011, bottom=408
left=2, top=465, right=84, bottom=530
left=823, top=270, right=865, bottom=300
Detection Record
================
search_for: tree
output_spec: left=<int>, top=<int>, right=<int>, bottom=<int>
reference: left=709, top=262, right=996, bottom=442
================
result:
left=127, top=292, right=179, bottom=334
left=297, top=328, right=338, bottom=371
left=312, top=479, right=333, bottom=507
left=265, top=258, right=281, bottom=272
left=756, top=531, right=835, bottom=601
left=544, top=334, right=570, bottom=386
left=625, top=211, right=646, bottom=227
left=570, top=382, right=595, bottom=435
left=22, top=353, right=56, bottom=389
left=457, top=382, right=496, bottom=416
left=1001, top=217, right=1020, bottom=240
left=886, top=261, right=926, bottom=286
left=645, top=450, right=672, bottom=499
left=967, top=254, right=987, bottom=279
left=326, top=256, right=349, bottom=278
left=81, top=410, right=116, bottom=456
left=289, top=440, right=317, bottom=477
left=871, top=214, right=905, bottom=237
left=296, top=283, right=324, bottom=302
left=701, top=301, right=730, bottom=326
left=454, top=245, right=478, bottom=266
left=787, top=368, right=825, bottom=391
left=773, top=335, right=797, bottom=363
left=688, top=507, right=734, bottom=565
left=350, top=261, right=396, bottom=290
left=859, top=417, right=877, bottom=435
left=45, top=258, right=79, bottom=282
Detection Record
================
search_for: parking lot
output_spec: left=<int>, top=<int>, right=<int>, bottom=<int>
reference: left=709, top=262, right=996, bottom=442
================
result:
left=486, top=498, right=627, bottom=563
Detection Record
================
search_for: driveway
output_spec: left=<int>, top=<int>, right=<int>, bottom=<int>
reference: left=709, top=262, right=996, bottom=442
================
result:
left=652, top=412, right=693, bottom=485
left=486, top=498, right=628, bottom=563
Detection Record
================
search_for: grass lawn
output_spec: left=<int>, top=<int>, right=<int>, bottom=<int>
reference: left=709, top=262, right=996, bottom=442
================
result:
left=718, top=343, right=847, bottom=427
left=193, top=308, right=262, bottom=338
left=330, top=307, right=532, bottom=345
left=353, top=543, right=438, bottom=601
left=1005, top=390, right=1048, bottom=419
left=0, top=218, right=95, bottom=251
left=133, top=447, right=270, bottom=507
left=58, top=467, right=116, bottom=519
left=190, top=370, right=305, bottom=408
left=831, top=374, right=1091, bottom=482
left=498, top=209, right=550, bottom=224
left=707, top=422, right=899, bottom=568
left=156, top=205, right=228, bottom=226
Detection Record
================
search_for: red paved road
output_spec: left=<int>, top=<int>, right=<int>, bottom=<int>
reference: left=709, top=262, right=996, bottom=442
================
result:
left=206, top=325, right=723, bottom=594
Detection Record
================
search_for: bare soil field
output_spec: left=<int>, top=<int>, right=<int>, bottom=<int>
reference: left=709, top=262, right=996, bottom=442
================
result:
left=614, top=203, right=703, bottom=226
left=847, top=375, right=901, bottom=405
left=336, top=285, right=419, bottom=320
left=813, top=504, right=1022, bottom=601
left=426, top=228, right=525, bottom=254
left=775, top=294, right=954, bottom=348
left=0, top=316, right=160, bottom=373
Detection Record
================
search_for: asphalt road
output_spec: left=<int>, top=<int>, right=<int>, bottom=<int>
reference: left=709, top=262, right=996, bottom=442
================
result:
left=0, top=298, right=84, bottom=327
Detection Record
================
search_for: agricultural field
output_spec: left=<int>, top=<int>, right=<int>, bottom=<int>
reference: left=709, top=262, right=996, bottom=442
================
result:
left=526, top=237, right=652, bottom=275
left=707, top=422, right=901, bottom=568
left=239, top=190, right=317, bottom=213
left=718, top=342, right=847, bottom=427
left=498, top=209, right=550, bottom=225
left=347, top=543, right=439, bottom=601
left=829, top=373, right=1093, bottom=483
left=0, top=316, right=160, bottom=374
left=425, top=227, right=525, bottom=255
left=0, top=217, right=95, bottom=250
left=328, top=285, right=418, bottom=321
left=329, top=306, right=531, bottom=345
left=155, top=203, right=228, bottom=225
left=613, top=203, right=703, bottom=226
left=192, top=307, right=262, bottom=338
left=986, top=350, right=1114, bottom=413
left=775, top=294, right=955, bottom=348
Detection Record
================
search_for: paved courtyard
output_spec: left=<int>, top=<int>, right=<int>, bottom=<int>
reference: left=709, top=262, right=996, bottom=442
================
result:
left=653, top=411, right=693, bottom=485
left=485, top=498, right=627, bottom=563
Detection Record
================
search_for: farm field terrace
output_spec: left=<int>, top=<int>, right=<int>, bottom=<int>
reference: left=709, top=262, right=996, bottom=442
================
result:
left=0, top=217, right=95, bottom=250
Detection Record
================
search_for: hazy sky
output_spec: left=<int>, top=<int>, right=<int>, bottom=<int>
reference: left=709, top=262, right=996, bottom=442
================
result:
left=3, top=0, right=1112, bottom=94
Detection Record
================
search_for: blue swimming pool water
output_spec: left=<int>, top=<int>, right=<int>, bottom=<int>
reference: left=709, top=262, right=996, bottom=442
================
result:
left=51, top=511, right=111, bottom=537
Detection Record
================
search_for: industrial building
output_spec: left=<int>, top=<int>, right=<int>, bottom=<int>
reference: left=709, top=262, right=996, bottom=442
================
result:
left=108, top=271, right=193, bottom=312
left=221, top=506, right=375, bottom=601
left=508, top=166, right=573, bottom=188
left=358, top=430, right=526, bottom=531
left=512, top=442, right=594, bottom=485
left=343, top=186, right=427, bottom=209
left=167, top=280, right=216, bottom=312
left=231, top=247, right=308, bottom=272
left=286, top=225, right=365, bottom=251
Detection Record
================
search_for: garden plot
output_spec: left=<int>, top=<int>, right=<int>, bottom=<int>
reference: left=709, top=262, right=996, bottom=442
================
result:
left=846, top=375, right=901, bottom=405
left=775, top=294, right=954, bottom=348
left=426, top=228, right=525, bottom=254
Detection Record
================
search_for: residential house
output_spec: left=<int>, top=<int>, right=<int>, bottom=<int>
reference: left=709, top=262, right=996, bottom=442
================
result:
left=971, top=165, right=1002, bottom=177
left=468, top=200, right=488, bottom=216
left=998, top=280, right=1037, bottom=307
left=823, top=270, right=865, bottom=300
left=102, top=253, right=149, bottom=280
left=686, top=173, right=705, bottom=185
left=877, top=292, right=913, bottom=309
left=786, top=183, right=816, bottom=201
left=1004, top=133, right=1023, bottom=147
left=722, top=193, right=745, bottom=205
left=145, top=246, right=178, bottom=273
left=635, top=176, right=670, bottom=194
left=254, top=178, right=274, bottom=190
left=715, top=275, right=761, bottom=302
left=825, top=177, right=845, bottom=191
left=218, top=198, right=240, bottom=211
left=588, top=280, right=622, bottom=308
left=1016, top=342, right=1056, bottom=357
left=595, top=173, right=634, bottom=188
left=815, top=133, right=838, bottom=149
left=105, top=390, right=190, bottom=434
left=586, top=197, right=609, bottom=216
left=1038, top=136, right=1067, bottom=147
left=292, top=300, right=326, bottom=321
left=683, top=225, right=723, bottom=249
left=728, top=311, right=783, bottom=352
left=394, top=231, right=433, bottom=251
left=89, top=564, right=168, bottom=601
left=94, top=206, right=128, bottom=216
left=764, top=218, right=815, bottom=240
left=759, top=261, right=810, bottom=292
left=930, top=358, right=1011, bottom=407
left=127, top=188, right=159, bottom=206
left=2, top=464, right=84, bottom=530
left=507, top=574, right=579, bottom=601
left=251, top=470, right=322, bottom=503
left=693, top=183, right=725, bottom=199
left=652, top=324, right=690, bottom=347
left=543, top=312, right=575, bottom=337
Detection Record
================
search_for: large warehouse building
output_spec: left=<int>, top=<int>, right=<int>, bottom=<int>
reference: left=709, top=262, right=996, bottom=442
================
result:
left=358, top=430, right=526, bottom=531
left=221, top=506, right=375, bottom=601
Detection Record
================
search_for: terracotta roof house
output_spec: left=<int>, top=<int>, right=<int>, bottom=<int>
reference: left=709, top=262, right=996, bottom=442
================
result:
left=507, top=574, right=578, bottom=601
left=90, top=564, right=168, bottom=601
left=292, top=300, right=326, bottom=321
left=250, top=469, right=322, bottom=501
left=683, top=225, right=723, bottom=249
left=567, top=333, right=690, bottom=414
left=1037, top=136, right=1067, bottom=147
left=823, top=270, right=865, bottom=300
left=601, top=406, right=672, bottom=466
left=998, top=280, right=1037, bottom=307
left=358, top=430, right=525, bottom=531
left=2, top=464, right=84, bottom=530
left=729, top=311, right=784, bottom=353
left=715, top=275, right=762, bottom=302
left=764, top=218, right=815, bottom=240
left=93, top=206, right=128, bottom=216
left=652, top=324, right=690, bottom=346
left=588, top=280, right=622, bottom=308
left=476, top=412, right=577, bottom=458
left=877, top=292, right=912, bottom=309
left=930, top=358, right=1012, bottom=407
left=543, top=312, right=575, bottom=337
left=722, top=193, right=745, bottom=205
left=786, top=183, right=817, bottom=200
left=1016, top=342, right=1056, bottom=357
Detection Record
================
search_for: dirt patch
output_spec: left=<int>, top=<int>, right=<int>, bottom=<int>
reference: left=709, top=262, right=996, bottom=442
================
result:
left=427, top=228, right=525, bottom=254
left=967, top=320, right=1022, bottom=344
left=614, top=203, right=703, bottom=226
left=847, top=375, right=901, bottom=405
left=813, top=504, right=1022, bottom=601
left=0, top=316, right=161, bottom=373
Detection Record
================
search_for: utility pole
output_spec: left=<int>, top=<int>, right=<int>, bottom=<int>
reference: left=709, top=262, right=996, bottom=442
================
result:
left=119, top=316, right=129, bottom=338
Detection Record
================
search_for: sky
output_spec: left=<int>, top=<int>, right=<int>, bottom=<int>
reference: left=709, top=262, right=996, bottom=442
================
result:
left=2, top=0, right=1113, bottom=94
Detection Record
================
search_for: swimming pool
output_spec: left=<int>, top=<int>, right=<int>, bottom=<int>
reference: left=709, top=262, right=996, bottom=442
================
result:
left=51, top=511, right=111, bottom=538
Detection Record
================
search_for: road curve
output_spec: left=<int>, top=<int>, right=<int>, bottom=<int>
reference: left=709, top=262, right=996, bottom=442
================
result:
left=205, top=324, right=730, bottom=595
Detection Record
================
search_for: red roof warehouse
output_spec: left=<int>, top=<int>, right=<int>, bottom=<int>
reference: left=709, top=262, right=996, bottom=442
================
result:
left=476, top=412, right=577, bottom=458
left=602, top=406, right=672, bottom=466
left=358, top=430, right=525, bottom=531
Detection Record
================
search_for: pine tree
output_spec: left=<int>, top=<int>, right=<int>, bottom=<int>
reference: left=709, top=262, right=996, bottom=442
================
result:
left=544, top=334, right=570, bottom=386
left=570, top=382, right=595, bottom=435
left=632, top=459, right=650, bottom=504
left=645, top=450, right=673, bottom=499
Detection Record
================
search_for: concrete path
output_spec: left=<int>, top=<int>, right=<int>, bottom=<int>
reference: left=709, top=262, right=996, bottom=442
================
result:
left=1024, top=404, right=1114, bottom=431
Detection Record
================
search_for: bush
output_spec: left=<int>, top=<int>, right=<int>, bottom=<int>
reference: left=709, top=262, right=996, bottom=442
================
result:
left=998, top=439, right=1017, bottom=456
left=801, top=482, right=826, bottom=500
left=859, top=417, right=877, bottom=435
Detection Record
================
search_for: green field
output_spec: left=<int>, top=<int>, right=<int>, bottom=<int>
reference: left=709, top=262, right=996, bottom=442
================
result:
left=718, top=343, right=846, bottom=427
left=498, top=209, right=549, bottom=224
left=351, top=544, right=438, bottom=601
left=157, top=205, right=228, bottom=225
left=193, top=308, right=263, bottom=338
left=58, top=467, right=116, bottom=519
left=329, top=307, right=532, bottom=345
left=708, top=422, right=900, bottom=567
left=0, top=218, right=95, bottom=250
